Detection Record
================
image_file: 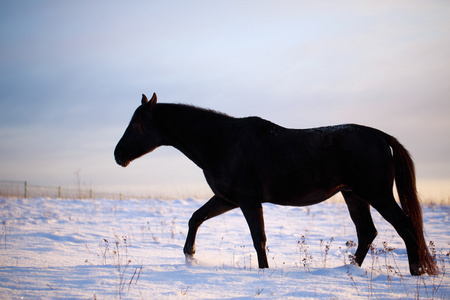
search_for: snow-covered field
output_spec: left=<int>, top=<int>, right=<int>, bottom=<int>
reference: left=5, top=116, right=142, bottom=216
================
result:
left=0, top=197, right=448, bottom=299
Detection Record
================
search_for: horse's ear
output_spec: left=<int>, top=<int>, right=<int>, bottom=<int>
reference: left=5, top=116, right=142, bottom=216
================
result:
left=141, top=94, right=148, bottom=105
left=149, top=92, right=157, bottom=107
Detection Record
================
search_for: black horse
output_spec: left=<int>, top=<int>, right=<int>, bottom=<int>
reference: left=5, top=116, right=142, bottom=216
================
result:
left=114, top=93, right=438, bottom=276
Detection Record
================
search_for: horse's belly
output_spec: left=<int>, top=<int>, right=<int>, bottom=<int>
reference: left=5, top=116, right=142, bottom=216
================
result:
left=264, top=183, right=346, bottom=207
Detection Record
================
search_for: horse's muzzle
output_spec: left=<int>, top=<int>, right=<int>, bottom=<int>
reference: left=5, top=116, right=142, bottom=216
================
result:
left=114, top=149, right=130, bottom=167
left=116, top=158, right=130, bottom=167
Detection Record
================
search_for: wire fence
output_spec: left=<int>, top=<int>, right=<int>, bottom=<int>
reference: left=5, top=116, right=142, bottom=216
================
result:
left=0, top=180, right=143, bottom=200
left=2, top=180, right=447, bottom=204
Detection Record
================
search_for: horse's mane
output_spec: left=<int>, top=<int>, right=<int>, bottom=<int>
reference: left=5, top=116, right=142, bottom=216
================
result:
left=159, top=103, right=234, bottom=120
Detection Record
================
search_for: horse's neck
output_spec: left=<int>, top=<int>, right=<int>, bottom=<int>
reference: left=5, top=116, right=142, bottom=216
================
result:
left=155, top=104, right=234, bottom=170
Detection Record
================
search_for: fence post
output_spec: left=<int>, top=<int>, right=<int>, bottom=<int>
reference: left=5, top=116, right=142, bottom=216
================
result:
left=58, top=186, right=61, bottom=198
left=24, top=181, right=27, bottom=198
left=90, top=189, right=93, bottom=198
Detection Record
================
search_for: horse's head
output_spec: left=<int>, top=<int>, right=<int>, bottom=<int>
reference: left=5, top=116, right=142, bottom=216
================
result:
left=114, top=93, right=161, bottom=167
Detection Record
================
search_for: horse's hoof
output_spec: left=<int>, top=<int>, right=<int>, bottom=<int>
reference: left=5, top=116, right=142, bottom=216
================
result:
left=183, top=247, right=195, bottom=256
left=410, top=264, right=425, bottom=276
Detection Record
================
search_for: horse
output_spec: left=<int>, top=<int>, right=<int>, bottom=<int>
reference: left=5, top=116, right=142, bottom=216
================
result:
left=114, top=93, right=438, bottom=276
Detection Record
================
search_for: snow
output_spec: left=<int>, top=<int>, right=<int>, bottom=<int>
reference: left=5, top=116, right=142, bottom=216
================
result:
left=0, top=197, right=449, bottom=299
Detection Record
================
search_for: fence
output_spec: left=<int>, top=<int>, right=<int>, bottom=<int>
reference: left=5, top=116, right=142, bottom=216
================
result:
left=0, top=180, right=143, bottom=200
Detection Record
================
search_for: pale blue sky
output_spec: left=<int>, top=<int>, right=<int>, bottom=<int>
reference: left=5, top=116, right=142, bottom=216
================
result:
left=1, top=1, right=449, bottom=197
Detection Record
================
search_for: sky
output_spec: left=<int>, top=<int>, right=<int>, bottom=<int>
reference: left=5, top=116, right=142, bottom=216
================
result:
left=1, top=1, right=449, bottom=199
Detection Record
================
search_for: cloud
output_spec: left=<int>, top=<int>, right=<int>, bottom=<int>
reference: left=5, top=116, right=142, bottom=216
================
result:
left=1, top=1, right=449, bottom=194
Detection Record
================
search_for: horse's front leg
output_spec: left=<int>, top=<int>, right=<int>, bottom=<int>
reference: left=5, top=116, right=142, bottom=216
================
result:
left=184, top=195, right=238, bottom=258
left=241, top=203, right=269, bottom=268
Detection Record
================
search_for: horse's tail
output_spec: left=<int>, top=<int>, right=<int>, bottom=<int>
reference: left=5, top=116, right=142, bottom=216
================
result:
left=388, top=135, right=438, bottom=275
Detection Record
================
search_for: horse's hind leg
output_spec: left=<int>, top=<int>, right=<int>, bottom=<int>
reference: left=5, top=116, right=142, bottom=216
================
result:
left=342, top=191, right=378, bottom=267
left=184, top=195, right=238, bottom=258
left=369, top=195, right=422, bottom=275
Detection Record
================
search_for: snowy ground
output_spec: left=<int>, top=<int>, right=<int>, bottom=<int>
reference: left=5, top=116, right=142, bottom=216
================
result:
left=0, top=197, right=449, bottom=299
